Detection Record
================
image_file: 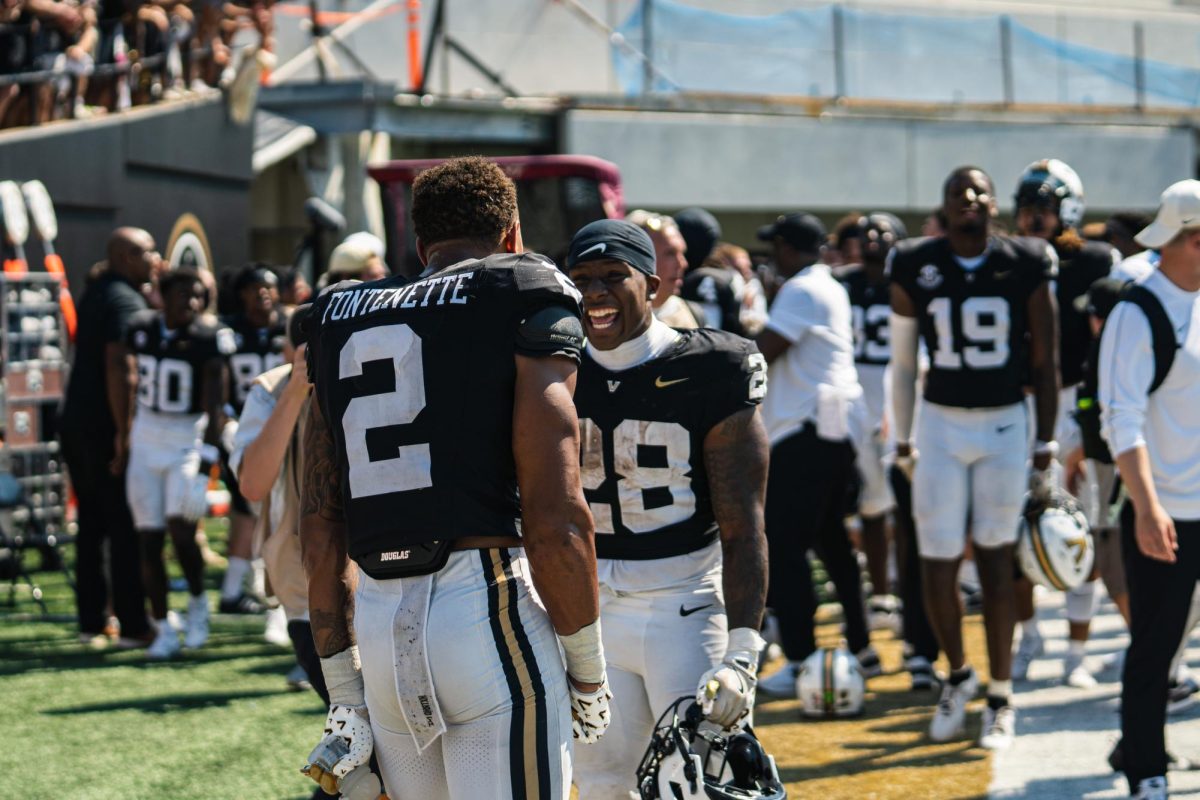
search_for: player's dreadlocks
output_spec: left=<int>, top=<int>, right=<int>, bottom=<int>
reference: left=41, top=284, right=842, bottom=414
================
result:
left=411, top=156, right=518, bottom=247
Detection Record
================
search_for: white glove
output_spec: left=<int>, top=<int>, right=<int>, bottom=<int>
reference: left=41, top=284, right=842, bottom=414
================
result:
left=697, top=627, right=764, bottom=729
left=569, top=675, right=612, bottom=744
left=303, top=648, right=373, bottom=793
left=303, top=704, right=374, bottom=792
left=177, top=445, right=218, bottom=522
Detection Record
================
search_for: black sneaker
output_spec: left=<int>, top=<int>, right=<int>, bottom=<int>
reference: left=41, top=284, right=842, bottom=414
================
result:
left=218, top=593, right=267, bottom=615
left=1169, top=677, right=1199, bottom=716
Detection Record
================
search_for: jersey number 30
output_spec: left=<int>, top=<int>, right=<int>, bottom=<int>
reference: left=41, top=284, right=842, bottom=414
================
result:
left=927, top=296, right=1010, bottom=370
left=339, top=324, right=432, bottom=498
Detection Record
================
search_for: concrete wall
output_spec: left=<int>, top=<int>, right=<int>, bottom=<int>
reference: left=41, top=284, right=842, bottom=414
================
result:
left=0, top=97, right=253, bottom=290
left=563, top=108, right=1195, bottom=217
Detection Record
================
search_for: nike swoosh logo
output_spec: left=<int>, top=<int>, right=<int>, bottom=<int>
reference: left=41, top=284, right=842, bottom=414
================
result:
left=655, top=376, right=689, bottom=388
left=579, top=242, right=607, bottom=257
left=679, top=604, right=712, bottom=617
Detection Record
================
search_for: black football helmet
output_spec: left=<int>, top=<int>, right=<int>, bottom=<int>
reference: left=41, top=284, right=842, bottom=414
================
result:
left=1014, top=159, right=1085, bottom=229
left=636, top=698, right=787, bottom=800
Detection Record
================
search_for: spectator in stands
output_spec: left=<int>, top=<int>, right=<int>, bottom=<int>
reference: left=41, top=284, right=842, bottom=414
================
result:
left=59, top=227, right=158, bottom=649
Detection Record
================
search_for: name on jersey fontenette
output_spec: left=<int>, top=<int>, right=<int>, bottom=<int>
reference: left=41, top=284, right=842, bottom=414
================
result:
left=321, top=271, right=476, bottom=325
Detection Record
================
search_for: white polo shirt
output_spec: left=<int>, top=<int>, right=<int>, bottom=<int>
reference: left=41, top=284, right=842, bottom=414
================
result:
left=1099, top=268, right=1200, bottom=520
left=761, top=263, right=864, bottom=446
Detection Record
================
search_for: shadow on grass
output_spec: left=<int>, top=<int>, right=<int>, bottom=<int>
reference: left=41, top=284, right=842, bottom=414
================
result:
left=0, top=638, right=296, bottom=678
left=43, top=688, right=283, bottom=715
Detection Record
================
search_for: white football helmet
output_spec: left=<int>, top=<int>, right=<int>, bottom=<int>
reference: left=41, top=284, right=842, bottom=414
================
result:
left=796, top=648, right=865, bottom=719
left=1017, top=491, right=1095, bottom=591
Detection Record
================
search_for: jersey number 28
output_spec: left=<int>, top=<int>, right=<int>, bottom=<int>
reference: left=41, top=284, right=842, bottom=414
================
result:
left=579, top=419, right=696, bottom=535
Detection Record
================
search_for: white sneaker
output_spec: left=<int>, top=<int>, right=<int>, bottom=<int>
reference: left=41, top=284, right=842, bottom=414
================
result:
left=978, top=703, right=1016, bottom=750
left=146, top=621, right=181, bottom=660
left=1132, top=776, right=1168, bottom=799
left=757, top=662, right=800, bottom=698
left=1012, top=632, right=1044, bottom=681
left=264, top=605, right=290, bottom=647
left=1064, top=653, right=1098, bottom=689
left=929, top=669, right=978, bottom=742
left=184, top=595, right=210, bottom=650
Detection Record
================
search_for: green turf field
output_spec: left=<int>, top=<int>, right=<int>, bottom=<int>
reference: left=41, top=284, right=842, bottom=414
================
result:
left=3, top=519, right=325, bottom=800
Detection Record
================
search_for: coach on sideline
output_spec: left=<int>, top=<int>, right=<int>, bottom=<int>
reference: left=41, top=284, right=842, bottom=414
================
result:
left=1100, top=179, right=1200, bottom=800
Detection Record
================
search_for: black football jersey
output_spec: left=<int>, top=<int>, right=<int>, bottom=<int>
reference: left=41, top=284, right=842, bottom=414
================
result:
left=127, top=310, right=236, bottom=415
left=307, top=253, right=583, bottom=560
left=224, top=312, right=288, bottom=414
left=1055, top=240, right=1114, bottom=388
left=888, top=235, right=1056, bottom=408
left=681, top=267, right=745, bottom=337
left=574, top=329, right=766, bottom=561
left=840, top=266, right=891, bottom=367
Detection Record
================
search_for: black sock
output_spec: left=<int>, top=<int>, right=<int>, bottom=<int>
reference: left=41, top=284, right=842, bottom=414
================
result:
left=949, top=666, right=973, bottom=686
left=987, top=694, right=1010, bottom=710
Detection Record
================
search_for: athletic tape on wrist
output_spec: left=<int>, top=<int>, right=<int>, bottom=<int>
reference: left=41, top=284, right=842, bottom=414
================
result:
left=320, top=645, right=365, bottom=707
left=725, top=627, right=765, bottom=672
left=559, top=619, right=605, bottom=685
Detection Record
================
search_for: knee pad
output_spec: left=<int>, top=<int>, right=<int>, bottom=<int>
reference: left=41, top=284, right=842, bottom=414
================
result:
left=1065, top=580, right=1098, bottom=624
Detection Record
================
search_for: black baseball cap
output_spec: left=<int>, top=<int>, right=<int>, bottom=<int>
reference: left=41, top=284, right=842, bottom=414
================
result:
left=1073, top=277, right=1127, bottom=319
left=567, top=219, right=656, bottom=275
left=758, top=212, right=827, bottom=253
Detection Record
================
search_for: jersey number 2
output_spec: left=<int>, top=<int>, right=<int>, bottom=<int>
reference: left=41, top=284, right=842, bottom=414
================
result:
left=339, top=324, right=432, bottom=498
left=927, top=296, right=1010, bottom=370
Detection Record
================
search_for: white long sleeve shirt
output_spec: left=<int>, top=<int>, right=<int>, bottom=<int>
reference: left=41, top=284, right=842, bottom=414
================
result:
left=1099, top=268, right=1200, bottom=520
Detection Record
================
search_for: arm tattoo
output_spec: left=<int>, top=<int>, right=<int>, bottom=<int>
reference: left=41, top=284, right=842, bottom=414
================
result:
left=301, top=396, right=344, bottom=521
left=705, top=407, right=769, bottom=631
left=310, top=603, right=354, bottom=656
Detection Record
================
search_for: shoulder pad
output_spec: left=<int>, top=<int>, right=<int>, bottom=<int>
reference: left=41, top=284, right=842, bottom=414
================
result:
left=515, top=304, right=584, bottom=363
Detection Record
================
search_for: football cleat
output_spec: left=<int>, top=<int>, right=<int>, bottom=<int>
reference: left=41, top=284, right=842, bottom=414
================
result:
left=219, top=592, right=268, bottom=615
left=929, top=669, right=978, bottom=742
left=146, top=621, right=182, bottom=660
left=906, top=655, right=937, bottom=691
left=1063, top=652, right=1098, bottom=689
left=797, top=648, right=865, bottom=718
left=1131, top=776, right=1167, bottom=800
left=184, top=595, right=209, bottom=650
left=635, top=697, right=786, bottom=799
left=757, top=662, right=800, bottom=699
left=868, top=595, right=903, bottom=636
left=856, top=646, right=883, bottom=679
left=978, top=703, right=1016, bottom=750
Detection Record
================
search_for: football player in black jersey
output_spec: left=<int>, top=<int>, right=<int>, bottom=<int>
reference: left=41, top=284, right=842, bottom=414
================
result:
left=300, top=157, right=608, bottom=800
left=1009, top=160, right=1118, bottom=689
left=218, top=264, right=288, bottom=615
left=842, top=213, right=940, bottom=689
left=563, top=220, right=769, bottom=799
left=126, top=268, right=235, bottom=659
left=890, top=166, right=1059, bottom=749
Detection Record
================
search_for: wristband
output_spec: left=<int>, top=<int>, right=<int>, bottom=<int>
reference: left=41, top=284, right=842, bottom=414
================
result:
left=1034, top=440, right=1059, bottom=458
left=320, top=646, right=365, bottom=706
left=558, top=619, right=605, bottom=685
